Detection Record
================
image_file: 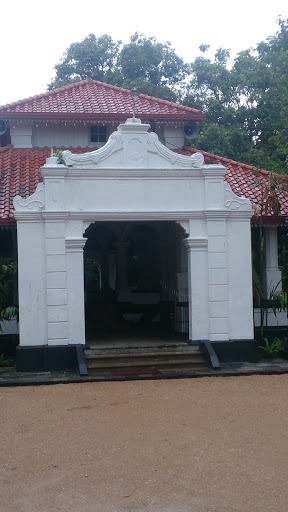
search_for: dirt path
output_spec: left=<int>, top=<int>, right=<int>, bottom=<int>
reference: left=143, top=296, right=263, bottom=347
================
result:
left=1, top=375, right=288, bottom=512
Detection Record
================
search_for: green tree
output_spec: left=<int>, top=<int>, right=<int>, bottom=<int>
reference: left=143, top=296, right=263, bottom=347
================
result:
left=48, top=34, right=122, bottom=90
left=48, top=32, right=188, bottom=101
left=184, top=18, right=288, bottom=173
left=235, top=18, right=288, bottom=172
left=118, top=33, right=188, bottom=100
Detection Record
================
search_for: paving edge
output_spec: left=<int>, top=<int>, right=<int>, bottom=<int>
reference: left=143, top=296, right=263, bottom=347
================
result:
left=1, top=361, right=288, bottom=386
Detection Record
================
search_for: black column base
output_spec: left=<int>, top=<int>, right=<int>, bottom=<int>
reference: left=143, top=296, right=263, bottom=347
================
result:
left=16, top=345, right=80, bottom=372
left=211, top=339, right=259, bottom=363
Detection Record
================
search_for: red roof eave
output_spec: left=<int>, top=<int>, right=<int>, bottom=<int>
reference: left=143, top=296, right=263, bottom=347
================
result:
left=0, top=112, right=206, bottom=122
left=251, top=215, right=287, bottom=225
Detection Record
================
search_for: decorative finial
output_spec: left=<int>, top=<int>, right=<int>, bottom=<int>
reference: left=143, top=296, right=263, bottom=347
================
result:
left=130, top=89, right=140, bottom=121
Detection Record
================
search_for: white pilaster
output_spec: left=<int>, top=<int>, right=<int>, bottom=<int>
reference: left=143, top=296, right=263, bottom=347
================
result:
left=227, top=213, right=254, bottom=340
left=184, top=238, right=209, bottom=341
left=15, top=216, right=47, bottom=346
left=206, top=214, right=229, bottom=341
left=44, top=214, right=68, bottom=346
left=66, top=238, right=87, bottom=345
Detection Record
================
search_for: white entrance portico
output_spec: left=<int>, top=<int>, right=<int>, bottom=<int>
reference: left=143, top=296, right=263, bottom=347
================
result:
left=14, top=118, right=254, bottom=370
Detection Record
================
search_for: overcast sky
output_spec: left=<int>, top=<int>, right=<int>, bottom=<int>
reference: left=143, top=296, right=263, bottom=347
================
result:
left=1, top=0, right=287, bottom=106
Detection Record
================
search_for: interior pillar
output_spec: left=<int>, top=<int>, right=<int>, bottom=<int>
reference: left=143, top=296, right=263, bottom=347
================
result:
left=264, top=225, right=282, bottom=296
left=117, top=240, right=130, bottom=299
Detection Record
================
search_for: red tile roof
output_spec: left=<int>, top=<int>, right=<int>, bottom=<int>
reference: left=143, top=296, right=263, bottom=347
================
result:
left=178, top=147, right=288, bottom=223
left=0, top=80, right=205, bottom=122
left=0, top=146, right=93, bottom=226
left=1, top=145, right=287, bottom=227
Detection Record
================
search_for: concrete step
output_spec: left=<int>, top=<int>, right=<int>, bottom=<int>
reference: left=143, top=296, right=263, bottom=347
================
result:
left=85, top=347, right=201, bottom=360
left=86, top=355, right=206, bottom=369
left=87, top=363, right=209, bottom=377
left=85, top=344, right=200, bottom=357
left=84, top=341, right=209, bottom=375
left=84, top=343, right=207, bottom=373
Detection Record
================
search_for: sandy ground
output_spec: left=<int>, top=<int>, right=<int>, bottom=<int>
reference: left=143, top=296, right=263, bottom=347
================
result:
left=1, top=375, right=288, bottom=512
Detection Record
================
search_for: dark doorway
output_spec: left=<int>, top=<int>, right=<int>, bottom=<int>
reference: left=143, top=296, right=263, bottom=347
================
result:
left=83, top=221, right=188, bottom=342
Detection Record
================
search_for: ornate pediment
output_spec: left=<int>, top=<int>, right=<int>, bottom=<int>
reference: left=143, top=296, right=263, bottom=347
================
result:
left=13, top=183, right=45, bottom=212
left=62, top=118, right=204, bottom=170
left=63, top=131, right=123, bottom=167
left=224, top=183, right=252, bottom=211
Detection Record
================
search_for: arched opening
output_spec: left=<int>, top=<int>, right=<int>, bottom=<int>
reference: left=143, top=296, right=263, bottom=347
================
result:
left=83, top=221, right=188, bottom=342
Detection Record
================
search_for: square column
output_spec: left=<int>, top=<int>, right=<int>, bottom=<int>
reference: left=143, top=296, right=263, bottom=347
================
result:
left=44, top=214, right=68, bottom=346
left=66, top=238, right=87, bottom=345
left=184, top=238, right=209, bottom=341
left=206, top=215, right=229, bottom=342
left=16, top=215, right=47, bottom=346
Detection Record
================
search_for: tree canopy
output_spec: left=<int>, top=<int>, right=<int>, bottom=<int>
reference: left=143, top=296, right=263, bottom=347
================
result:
left=183, top=18, right=288, bottom=173
left=48, top=34, right=122, bottom=89
left=48, top=19, right=288, bottom=173
left=48, top=32, right=188, bottom=101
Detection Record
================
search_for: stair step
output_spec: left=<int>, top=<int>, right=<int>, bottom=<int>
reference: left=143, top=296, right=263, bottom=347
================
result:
left=86, top=355, right=205, bottom=369
left=87, top=364, right=209, bottom=376
left=85, top=346, right=201, bottom=358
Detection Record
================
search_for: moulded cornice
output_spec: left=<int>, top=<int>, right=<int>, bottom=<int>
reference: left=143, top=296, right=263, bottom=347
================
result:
left=41, top=166, right=68, bottom=178
left=205, top=209, right=253, bottom=221
left=184, top=237, right=208, bottom=251
left=205, top=210, right=229, bottom=220
left=65, top=237, right=87, bottom=252
left=42, top=211, right=69, bottom=221
left=228, top=210, right=254, bottom=220
left=202, top=166, right=227, bottom=178
left=13, top=212, right=43, bottom=222
left=68, top=210, right=206, bottom=222
left=65, top=168, right=205, bottom=179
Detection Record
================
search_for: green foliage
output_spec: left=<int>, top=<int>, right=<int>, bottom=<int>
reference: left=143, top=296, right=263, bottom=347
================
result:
left=270, top=289, right=287, bottom=315
left=252, top=265, right=262, bottom=308
left=53, top=149, right=65, bottom=165
left=0, top=259, right=18, bottom=332
left=48, top=34, right=122, bottom=90
left=259, top=336, right=288, bottom=357
left=184, top=18, right=288, bottom=173
left=118, top=33, right=188, bottom=100
left=48, top=32, right=187, bottom=101
left=0, top=353, right=9, bottom=366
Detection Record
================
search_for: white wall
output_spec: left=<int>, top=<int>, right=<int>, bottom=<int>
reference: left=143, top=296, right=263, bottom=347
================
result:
left=32, top=124, right=112, bottom=149
left=10, top=125, right=32, bottom=148
left=163, top=126, right=184, bottom=150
